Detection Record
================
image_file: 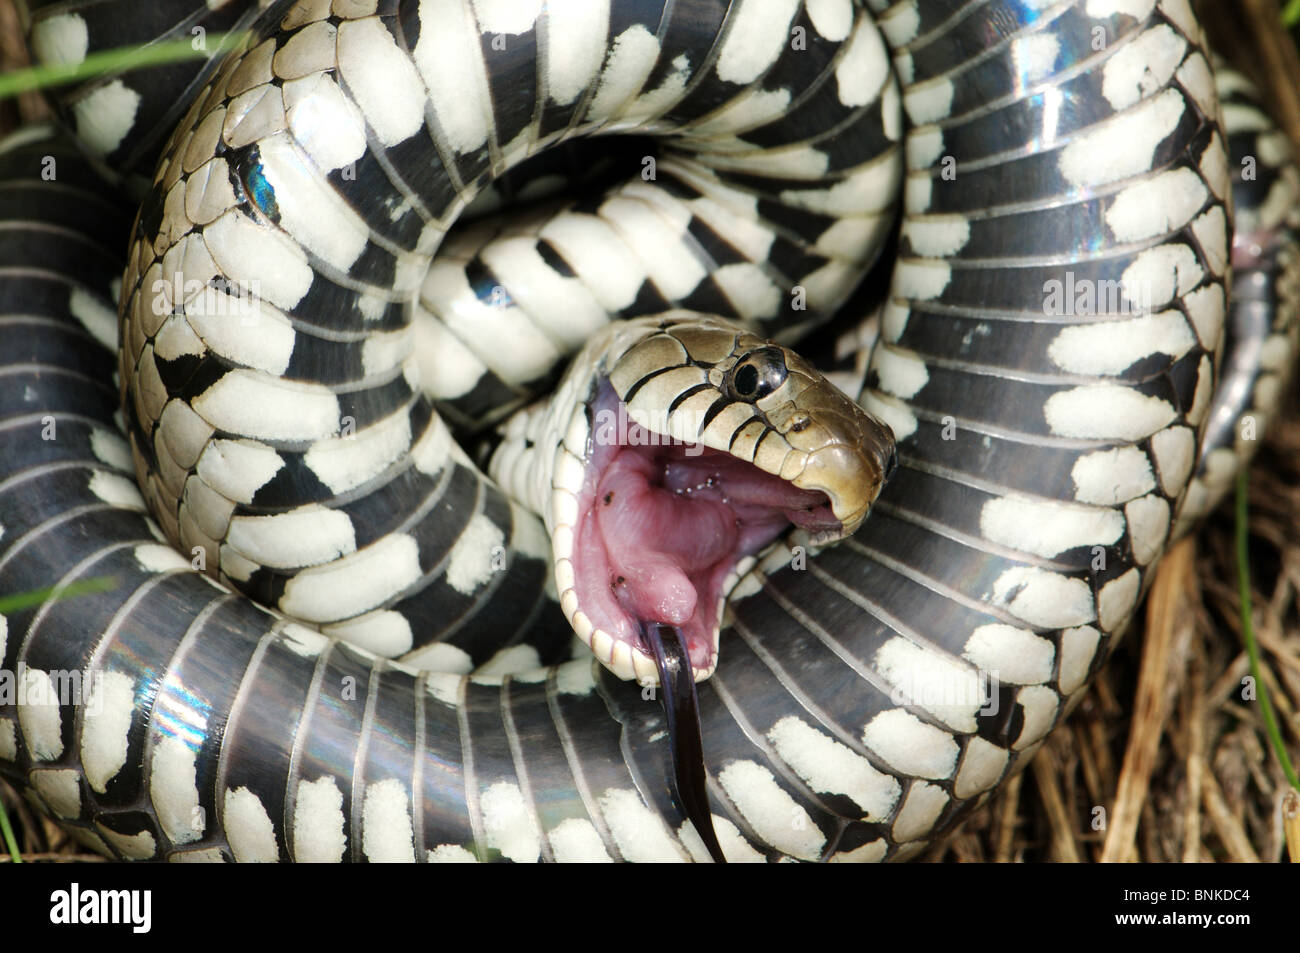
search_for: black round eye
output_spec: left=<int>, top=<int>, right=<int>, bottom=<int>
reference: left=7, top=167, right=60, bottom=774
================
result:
left=734, top=363, right=759, bottom=396
left=729, top=348, right=787, bottom=402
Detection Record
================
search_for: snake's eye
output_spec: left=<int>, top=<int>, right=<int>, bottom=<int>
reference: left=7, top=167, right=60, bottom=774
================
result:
left=729, top=347, right=788, bottom=402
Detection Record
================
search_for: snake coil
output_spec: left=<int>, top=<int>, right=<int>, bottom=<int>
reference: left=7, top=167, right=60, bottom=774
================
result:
left=0, top=0, right=1293, bottom=862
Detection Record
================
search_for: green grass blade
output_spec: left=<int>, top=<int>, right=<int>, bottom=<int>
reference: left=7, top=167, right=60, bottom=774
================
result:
left=0, top=576, right=117, bottom=615
left=1235, top=468, right=1300, bottom=792
left=0, top=33, right=246, bottom=100
left=0, top=791, right=20, bottom=863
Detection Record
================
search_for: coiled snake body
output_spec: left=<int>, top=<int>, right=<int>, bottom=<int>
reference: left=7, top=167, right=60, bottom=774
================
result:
left=0, top=0, right=1295, bottom=861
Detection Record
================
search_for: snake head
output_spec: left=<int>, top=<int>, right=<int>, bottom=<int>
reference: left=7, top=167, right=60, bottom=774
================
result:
left=550, top=314, right=896, bottom=686
left=718, top=334, right=897, bottom=544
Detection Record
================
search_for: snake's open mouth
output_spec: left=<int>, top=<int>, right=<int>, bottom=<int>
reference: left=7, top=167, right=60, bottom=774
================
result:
left=565, top=384, right=839, bottom=683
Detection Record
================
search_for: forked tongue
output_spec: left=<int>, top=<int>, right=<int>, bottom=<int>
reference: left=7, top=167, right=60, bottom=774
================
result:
left=641, top=621, right=726, bottom=863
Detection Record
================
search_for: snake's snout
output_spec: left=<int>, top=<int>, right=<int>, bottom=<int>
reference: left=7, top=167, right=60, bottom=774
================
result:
left=774, top=379, right=897, bottom=543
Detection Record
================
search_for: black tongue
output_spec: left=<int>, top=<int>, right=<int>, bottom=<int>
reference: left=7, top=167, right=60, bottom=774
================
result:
left=641, top=622, right=727, bottom=863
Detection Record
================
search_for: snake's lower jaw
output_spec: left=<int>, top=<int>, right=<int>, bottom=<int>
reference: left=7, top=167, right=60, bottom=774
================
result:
left=566, top=578, right=724, bottom=685
left=592, top=626, right=719, bottom=686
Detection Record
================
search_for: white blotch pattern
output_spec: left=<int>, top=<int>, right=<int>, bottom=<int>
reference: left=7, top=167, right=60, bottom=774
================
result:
left=414, top=0, right=492, bottom=153
left=324, top=611, right=414, bottom=657
left=830, top=839, right=888, bottom=862
left=597, top=788, right=685, bottom=862
left=991, top=566, right=1094, bottom=629
left=962, top=624, right=1055, bottom=685
left=807, top=0, right=854, bottom=41
left=362, top=778, right=416, bottom=862
left=1044, top=385, right=1175, bottom=440
left=1048, top=310, right=1195, bottom=376
left=546, top=0, right=611, bottom=104
left=191, top=371, right=340, bottom=442
left=230, top=507, right=358, bottom=569
left=204, top=210, right=314, bottom=309
left=953, top=737, right=1010, bottom=799
left=445, top=512, right=504, bottom=595
left=81, top=671, right=137, bottom=791
left=480, top=781, right=541, bottom=862
left=284, top=73, right=369, bottom=171
left=224, top=787, right=279, bottom=862
left=29, top=12, right=89, bottom=65
left=72, top=80, right=141, bottom=155
left=903, top=78, right=954, bottom=124
left=293, top=776, right=348, bottom=863
left=31, top=768, right=80, bottom=819
left=169, top=848, right=226, bottom=863
left=1097, top=568, right=1141, bottom=633
left=717, top=761, right=825, bottom=861
left=408, top=650, right=473, bottom=689
left=91, top=428, right=134, bottom=472
left=1100, top=26, right=1185, bottom=110
left=861, top=709, right=958, bottom=779
left=547, top=817, right=613, bottom=863
left=767, top=716, right=900, bottom=819
left=1013, top=686, right=1059, bottom=749
left=980, top=495, right=1123, bottom=560
left=836, top=18, right=891, bottom=107
left=1125, top=494, right=1171, bottom=565
left=1011, top=32, right=1059, bottom=84
left=872, top=345, right=929, bottom=398
left=902, top=216, right=970, bottom=257
left=890, top=781, right=948, bottom=843
left=1150, top=425, right=1196, bottom=496
left=279, top=622, right=331, bottom=658
left=1071, top=446, right=1156, bottom=505
left=1058, top=626, right=1102, bottom=694
left=874, top=638, right=984, bottom=732
left=861, top=392, right=918, bottom=442
left=256, top=134, right=369, bottom=271
left=337, top=17, right=425, bottom=145
left=280, top=533, right=422, bottom=621
left=151, top=735, right=202, bottom=844
left=1106, top=168, right=1208, bottom=242
left=428, top=844, right=479, bottom=862
left=677, top=815, right=766, bottom=863
left=96, top=826, right=156, bottom=860
left=715, top=0, right=801, bottom=86
left=69, top=286, right=118, bottom=351
left=1122, top=243, right=1202, bottom=309
left=88, top=471, right=147, bottom=511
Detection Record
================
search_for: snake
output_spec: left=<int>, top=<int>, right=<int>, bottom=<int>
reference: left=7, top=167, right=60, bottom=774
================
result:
left=0, top=0, right=1296, bottom=862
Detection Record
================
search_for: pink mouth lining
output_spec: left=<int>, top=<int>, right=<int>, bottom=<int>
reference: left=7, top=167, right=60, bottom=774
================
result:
left=571, top=383, right=839, bottom=677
